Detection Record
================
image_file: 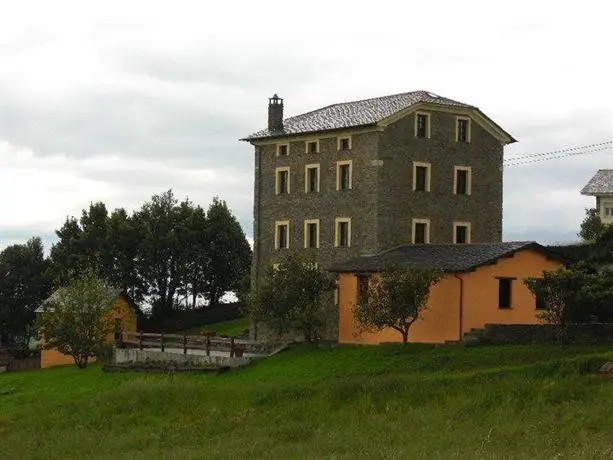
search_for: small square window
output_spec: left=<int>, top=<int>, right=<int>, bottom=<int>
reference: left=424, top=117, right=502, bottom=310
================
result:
left=306, top=141, right=319, bottom=153
left=454, top=222, right=471, bottom=244
left=498, top=278, right=513, bottom=309
left=338, top=137, right=351, bottom=150
left=277, top=144, right=289, bottom=156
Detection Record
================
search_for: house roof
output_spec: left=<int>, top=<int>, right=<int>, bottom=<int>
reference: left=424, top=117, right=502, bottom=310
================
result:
left=36, top=287, right=125, bottom=313
left=328, top=242, right=564, bottom=273
left=242, top=90, right=516, bottom=143
left=580, top=169, right=613, bottom=196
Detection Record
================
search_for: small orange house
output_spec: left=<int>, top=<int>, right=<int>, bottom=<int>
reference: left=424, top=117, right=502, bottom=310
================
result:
left=330, top=242, right=566, bottom=344
left=37, top=289, right=138, bottom=368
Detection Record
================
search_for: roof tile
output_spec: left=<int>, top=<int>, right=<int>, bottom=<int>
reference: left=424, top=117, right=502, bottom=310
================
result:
left=581, top=169, right=613, bottom=196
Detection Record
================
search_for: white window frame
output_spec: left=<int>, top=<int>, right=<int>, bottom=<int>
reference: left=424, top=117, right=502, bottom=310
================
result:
left=276, top=143, right=290, bottom=156
left=334, top=217, right=352, bottom=248
left=305, top=139, right=320, bottom=154
left=337, top=136, right=352, bottom=150
left=304, top=163, right=321, bottom=193
left=453, top=165, right=472, bottom=196
left=275, top=166, right=290, bottom=195
left=303, top=219, right=320, bottom=249
left=412, top=161, right=431, bottom=192
left=455, top=116, right=472, bottom=143
left=601, top=199, right=613, bottom=221
left=336, top=160, right=353, bottom=191
left=412, top=218, right=431, bottom=244
left=275, top=220, right=290, bottom=249
left=414, top=111, right=431, bottom=139
left=453, top=221, right=472, bottom=244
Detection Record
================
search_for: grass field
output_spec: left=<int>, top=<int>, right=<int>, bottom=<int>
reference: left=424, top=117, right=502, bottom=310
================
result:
left=2, top=344, right=613, bottom=459
left=178, top=316, right=250, bottom=337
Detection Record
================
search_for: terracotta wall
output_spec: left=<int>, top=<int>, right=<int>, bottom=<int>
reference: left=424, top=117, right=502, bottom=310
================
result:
left=337, top=248, right=563, bottom=344
left=41, top=295, right=137, bottom=369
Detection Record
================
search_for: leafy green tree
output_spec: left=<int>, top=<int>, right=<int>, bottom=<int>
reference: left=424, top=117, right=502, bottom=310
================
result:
left=353, top=267, right=444, bottom=344
left=250, top=255, right=335, bottom=342
left=204, top=198, right=252, bottom=307
left=35, top=271, right=116, bottom=369
left=0, top=237, right=53, bottom=348
left=50, top=216, right=85, bottom=284
left=579, top=208, right=606, bottom=242
left=106, top=208, right=142, bottom=302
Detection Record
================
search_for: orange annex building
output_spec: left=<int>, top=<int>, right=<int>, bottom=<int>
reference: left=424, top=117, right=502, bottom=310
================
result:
left=37, top=290, right=138, bottom=368
left=330, top=242, right=565, bottom=344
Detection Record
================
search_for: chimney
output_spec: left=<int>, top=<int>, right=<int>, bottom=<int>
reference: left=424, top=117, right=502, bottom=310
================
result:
left=268, top=94, right=284, bottom=132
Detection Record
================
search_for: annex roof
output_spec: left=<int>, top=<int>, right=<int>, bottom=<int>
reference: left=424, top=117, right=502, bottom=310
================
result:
left=580, top=169, right=613, bottom=196
left=243, top=90, right=516, bottom=143
left=329, top=241, right=563, bottom=273
left=36, top=287, right=124, bottom=313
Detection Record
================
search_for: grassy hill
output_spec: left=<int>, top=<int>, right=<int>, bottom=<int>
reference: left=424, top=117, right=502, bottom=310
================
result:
left=2, top=344, right=613, bottom=459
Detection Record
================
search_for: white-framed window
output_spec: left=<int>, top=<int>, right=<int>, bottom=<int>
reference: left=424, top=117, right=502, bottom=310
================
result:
left=601, top=200, right=613, bottom=221
left=304, top=219, right=320, bottom=249
left=412, top=161, right=431, bottom=192
left=453, top=221, right=471, bottom=244
left=456, top=116, right=471, bottom=143
left=414, top=112, right=431, bottom=139
left=275, top=220, right=290, bottom=249
left=305, top=139, right=320, bottom=153
left=275, top=167, right=290, bottom=195
left=454, top=166, right=472, bottom=195
left=276, top=143, right=289, bottom=156
left=337, top=136, right=352, bottom=150
left=304, top=164, right=320, bottom=193
left=336, top=160, right=353, bottom=191
left=412, top=218, right=430, bottom=244
left=335, top=217, right=352, bottom=248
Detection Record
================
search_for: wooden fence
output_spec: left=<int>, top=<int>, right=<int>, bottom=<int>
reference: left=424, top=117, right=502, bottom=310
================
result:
left=121, top=331, right=277, bottom=357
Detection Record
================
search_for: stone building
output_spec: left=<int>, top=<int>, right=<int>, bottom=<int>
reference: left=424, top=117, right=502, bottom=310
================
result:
left=242, top=90, right=515, bottom=339
left=581, top=169, right=613, bottom=224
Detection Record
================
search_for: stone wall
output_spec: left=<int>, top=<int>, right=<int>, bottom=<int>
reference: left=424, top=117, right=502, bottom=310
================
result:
left=469, top=323, right=613, bottom=345
left=115, top=348, right=251, bottom=368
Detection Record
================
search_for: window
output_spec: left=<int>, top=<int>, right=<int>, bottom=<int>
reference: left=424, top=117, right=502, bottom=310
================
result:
left=456, top=117, right=471, bottom=143
left=453, top=222, right=471, bottom=244
left=602, top=201, right=613, bottom=220
left=275, top=167, right=290, bottom=195
left=415, top=112, right=430, bottom=138
left=335, top=217, right=352, bottom=247
left=275, top=221, right=290, bottom=249
left=454, top=166, right=472, bottom=195
left=304, top=164, right=320, bottom=193
left=535, top=291, right=545, bottom=310
left=412, top=162, right=431, bottom=192
left=412, top=218, right=430, bottom=244
left=337, top=160, right=352, bottom=191
left=306, top=140, right=319, bottom=153
left=304, top=219, right=320, bottom=248
left=498, top=277, right=514, bottom=309
left=357, top=274, right=370, bottom=301
left=337, top=136, right=352, bottom=150
left=277, top=143, right=289, bottom=156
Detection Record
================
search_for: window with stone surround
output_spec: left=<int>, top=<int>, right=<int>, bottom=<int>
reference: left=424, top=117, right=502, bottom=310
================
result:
left=304, top=219, right=320, bottom=248
left=412, top=218, right=430, bottom=244
left=456, top=117, right=471, bottom=143
left=275, top=167, right=290, bottom=195
left=305, top=164, right=320, bottom=193
left=413, top=162, right=431, bottom=192
left=275, top=221, right=290, bottom=249
left=337, top=160, right=352, bottom=191
left=337, top=136, right=352, bottom=150
left=335, top=217, right=352, bottom=248
left=415, top=112, right=431, bottom=138
left=306, top=140, right=320, bottom=153
left=453, top=222, right=471, bottom=244
left=454, top=166, right=472, bottom=195
left=276, top=143, right=289, bottom=156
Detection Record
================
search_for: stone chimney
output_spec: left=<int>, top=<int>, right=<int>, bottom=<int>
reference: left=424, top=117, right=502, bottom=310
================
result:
left=268, top=94, right=283, bottom=131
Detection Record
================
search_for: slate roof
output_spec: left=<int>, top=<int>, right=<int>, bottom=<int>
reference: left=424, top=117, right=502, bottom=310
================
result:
left=243, top=90, right=514, bottom=141
left=329, top=242, right=563, bottom=273
left=580, top=169, right=613, bottom=196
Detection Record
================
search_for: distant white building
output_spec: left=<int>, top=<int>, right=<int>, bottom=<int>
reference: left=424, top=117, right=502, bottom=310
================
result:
left=581, top=169, right=613, bottom=224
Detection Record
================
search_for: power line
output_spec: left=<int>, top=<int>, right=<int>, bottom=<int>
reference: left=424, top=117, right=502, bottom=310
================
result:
left=503, top=144, right=613, bottom=167
left=503, top=140, right=613, bottom=162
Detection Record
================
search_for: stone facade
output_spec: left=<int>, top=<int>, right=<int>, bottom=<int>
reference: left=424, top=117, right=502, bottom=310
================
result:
left=247, top=94, right=511, bottom=341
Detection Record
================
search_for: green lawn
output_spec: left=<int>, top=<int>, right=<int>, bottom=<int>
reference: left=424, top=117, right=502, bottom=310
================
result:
left=2, top=344, right=613, bottom=459
left=178, top=316, right=250, bottom=337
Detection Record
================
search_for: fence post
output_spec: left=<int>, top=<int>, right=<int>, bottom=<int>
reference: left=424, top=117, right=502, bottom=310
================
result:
left=230, top=337, right=235, bottom=357
left=183, top=335, right=187, bottom=355
left=139, top=330, right=143, bottom=350
left=206, top=335, right=210, bottom=357
left=160, top=331, right=165, bottom=352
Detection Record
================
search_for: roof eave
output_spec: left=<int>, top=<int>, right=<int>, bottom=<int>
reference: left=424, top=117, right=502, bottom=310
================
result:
left=241, top=123, right=380, bottom=144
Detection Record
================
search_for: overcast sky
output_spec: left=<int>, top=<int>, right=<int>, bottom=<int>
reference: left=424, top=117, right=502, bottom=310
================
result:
left=1, top=0, right=611, bottom=251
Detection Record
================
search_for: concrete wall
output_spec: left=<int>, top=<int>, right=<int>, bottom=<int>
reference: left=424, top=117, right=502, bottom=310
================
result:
left=115, top=348, right=250, bottom=368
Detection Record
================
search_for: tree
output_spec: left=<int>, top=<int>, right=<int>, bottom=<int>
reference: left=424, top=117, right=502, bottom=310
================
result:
left=579, top=208, right=606, bottom=242
left=204, top=198, right=252, bottom=307
left=250, top=256, right=335, bottom=342
left=0, top=237, right=53, bottom=348
left=35, top=271, right=116, bottom=369
left=353, top=267, right=444, bottom=344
